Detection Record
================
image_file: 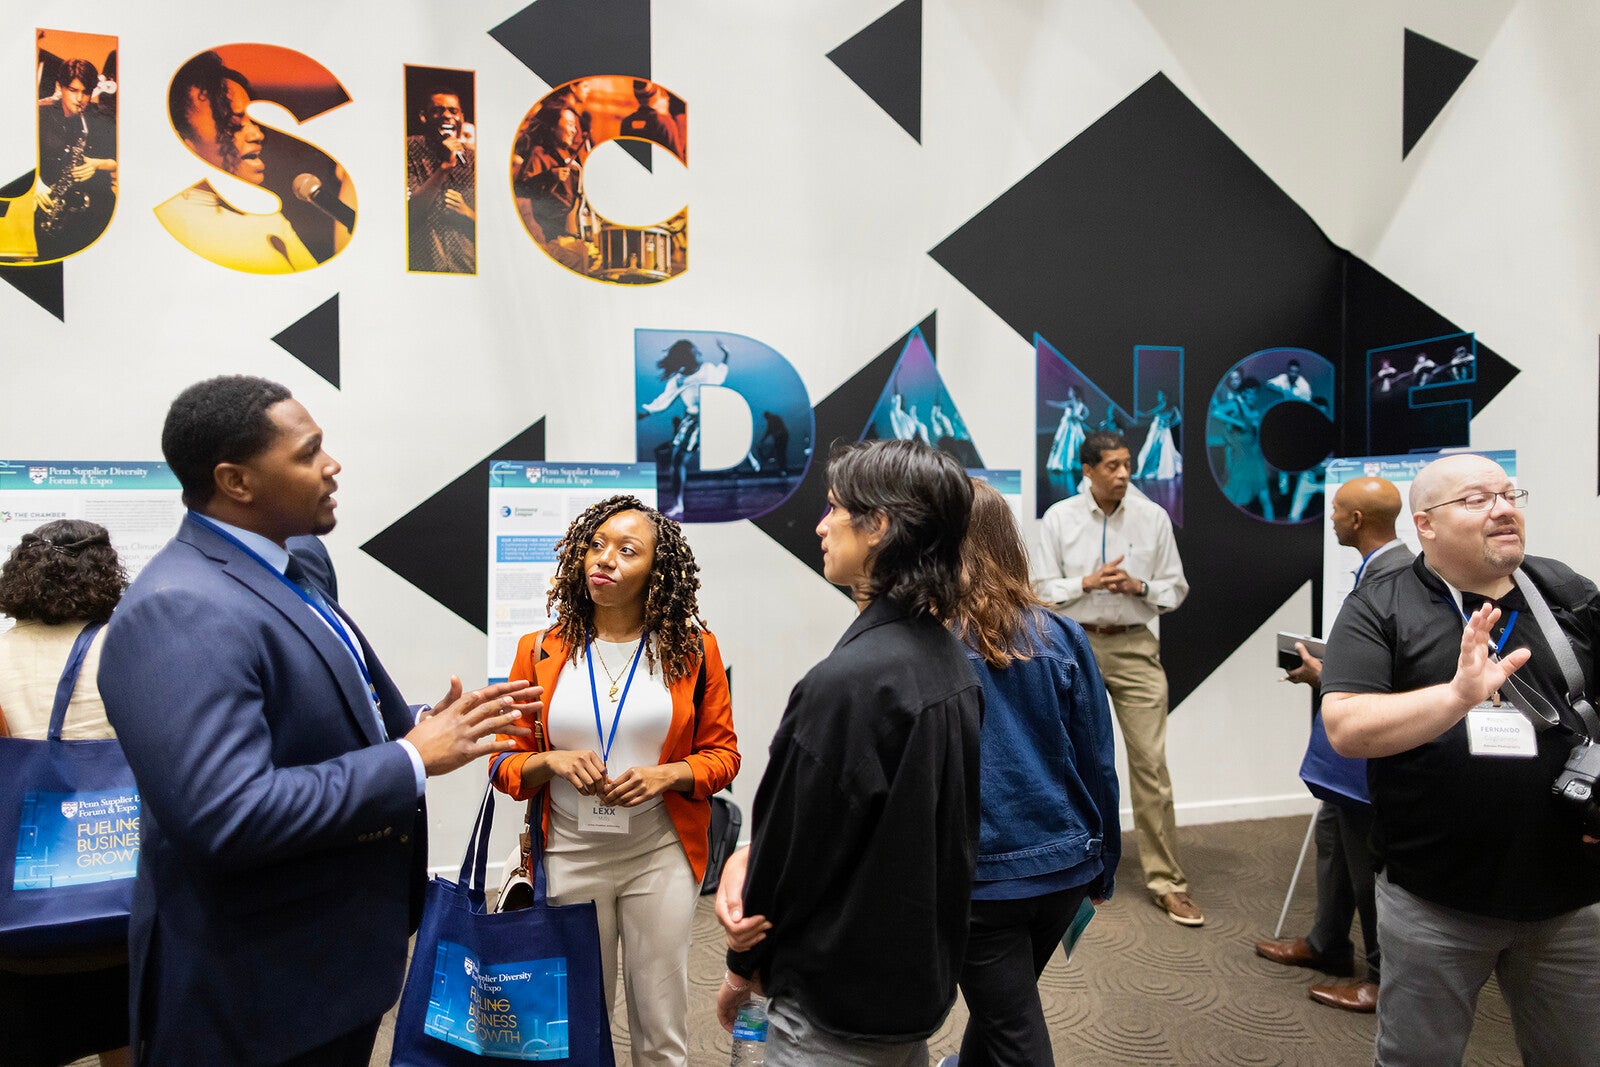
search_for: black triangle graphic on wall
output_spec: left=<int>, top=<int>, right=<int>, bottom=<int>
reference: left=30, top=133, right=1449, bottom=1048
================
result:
left=272, top=294, right=341, bottom=388
left=827, top=0, right=922, bottom=143
left=0, top=261, right=64, bottom=321
left=0, top=167, right=64, bottom=320
left=1403, top=28, right=1477, bottom=159
left=361, top=420, right=546, bottom=632
left=490, top=0, right=656, bottom=172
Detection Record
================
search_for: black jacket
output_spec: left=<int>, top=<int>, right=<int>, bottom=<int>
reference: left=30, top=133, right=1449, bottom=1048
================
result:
left=729, top=597, right=983, bottom=1042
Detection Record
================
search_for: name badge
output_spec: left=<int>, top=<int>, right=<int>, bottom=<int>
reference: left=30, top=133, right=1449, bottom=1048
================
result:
left=577, top=802, right=631, bottom=834
left=1466, top=706, right=1538, bottom=758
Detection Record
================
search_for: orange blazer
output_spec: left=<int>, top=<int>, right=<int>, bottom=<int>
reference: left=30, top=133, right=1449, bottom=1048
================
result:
left=491, top=628, right=739, bottom=883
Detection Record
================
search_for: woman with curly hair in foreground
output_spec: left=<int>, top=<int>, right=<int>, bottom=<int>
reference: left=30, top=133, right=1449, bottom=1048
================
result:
left=491, top=494, right=738, bottom=1065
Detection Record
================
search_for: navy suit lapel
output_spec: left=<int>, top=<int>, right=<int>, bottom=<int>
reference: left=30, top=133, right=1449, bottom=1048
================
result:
left=181, top=518, right=386, bottom=746
left=329, top=598, right=415, bottom=742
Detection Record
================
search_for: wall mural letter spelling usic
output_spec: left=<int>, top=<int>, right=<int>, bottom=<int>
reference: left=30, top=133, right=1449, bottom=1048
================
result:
left=0, top=29, right=119, bottom=265
left=156, top=44, right=355, bottom=274
left=634, top=330, right=812, bottom=522
left=513, top=77, right=686, bottom=285
left=404, top=65, right=476, bottom=276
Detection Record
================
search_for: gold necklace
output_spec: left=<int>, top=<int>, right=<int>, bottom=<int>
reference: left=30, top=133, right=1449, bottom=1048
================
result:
left=592, top=638, right=642, bottom=702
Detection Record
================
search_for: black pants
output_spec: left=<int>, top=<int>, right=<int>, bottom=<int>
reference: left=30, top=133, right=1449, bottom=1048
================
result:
left=1308, top=800, right=1380, bottom=983
left=274, top=1017, right=383, bottom=1067
left=957, top=884, right=1091, bottom=1067
left=0, top=960, right=129, bottom=1066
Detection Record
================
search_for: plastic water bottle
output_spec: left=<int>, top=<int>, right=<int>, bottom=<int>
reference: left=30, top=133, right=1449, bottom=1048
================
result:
left=729, top=994, right=768, bottom=1066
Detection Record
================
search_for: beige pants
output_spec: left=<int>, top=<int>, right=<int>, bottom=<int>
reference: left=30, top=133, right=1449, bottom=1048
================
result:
left=545, top=801, right=700, bottom=1066
left=1086, top=626, right=1188, bottom=896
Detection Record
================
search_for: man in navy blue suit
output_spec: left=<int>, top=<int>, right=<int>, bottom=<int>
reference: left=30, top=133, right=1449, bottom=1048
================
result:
left=100, top=376, right=536, bottom=1066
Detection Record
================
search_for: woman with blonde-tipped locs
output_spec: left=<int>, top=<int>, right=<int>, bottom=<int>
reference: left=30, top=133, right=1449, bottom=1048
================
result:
left=490, top=494, right=738, bottom=1066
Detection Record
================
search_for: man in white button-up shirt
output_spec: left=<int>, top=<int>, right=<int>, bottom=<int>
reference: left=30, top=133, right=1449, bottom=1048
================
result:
left=1034, top=431, right=1198, bottom=925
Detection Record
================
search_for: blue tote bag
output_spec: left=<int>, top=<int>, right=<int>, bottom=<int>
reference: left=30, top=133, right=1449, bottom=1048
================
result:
left=391, top=779, right=614, bottom=1066
left=0, top=621, right=139, bottom=956
left=1298, top=709, right=1370, bottom=810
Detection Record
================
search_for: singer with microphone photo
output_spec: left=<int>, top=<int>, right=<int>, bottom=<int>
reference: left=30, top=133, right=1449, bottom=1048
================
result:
left=155, top=48, right=356, bottom=274
left=405, top=67, right=476, bottom=274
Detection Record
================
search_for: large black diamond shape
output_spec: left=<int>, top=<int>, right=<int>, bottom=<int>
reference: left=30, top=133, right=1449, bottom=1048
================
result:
left=361, top=420, right=545, bottom=632
left=931, top=72, right=1516, bottom=707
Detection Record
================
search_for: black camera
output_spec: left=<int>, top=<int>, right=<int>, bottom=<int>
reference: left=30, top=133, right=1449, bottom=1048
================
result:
left=1553, top=740, right=1600, bottom=837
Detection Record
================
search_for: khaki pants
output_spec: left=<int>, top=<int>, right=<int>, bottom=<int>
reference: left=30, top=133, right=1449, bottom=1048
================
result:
left=545, top=801, right=700, bottom=1066
left=1085, top=626, right=1187, bottom=896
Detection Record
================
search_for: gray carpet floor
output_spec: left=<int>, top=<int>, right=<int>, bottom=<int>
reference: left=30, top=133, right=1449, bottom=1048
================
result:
left=614, top=814, right=1518, bottom=1066
left=80, top=815, right=1522, bottom=1066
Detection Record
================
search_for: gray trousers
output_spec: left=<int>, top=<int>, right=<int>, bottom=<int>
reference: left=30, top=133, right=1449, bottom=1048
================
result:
left=766, top=997, right=928, bottom=1067
left=1374, top=873, right=1600, bottom=1067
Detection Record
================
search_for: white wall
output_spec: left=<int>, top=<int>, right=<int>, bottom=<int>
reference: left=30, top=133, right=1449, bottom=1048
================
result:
left=3, top=1, right=1592, bottom=868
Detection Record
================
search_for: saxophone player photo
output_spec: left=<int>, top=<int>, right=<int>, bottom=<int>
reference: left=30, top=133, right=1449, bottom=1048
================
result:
left=32, top=40, right=119, bottom=263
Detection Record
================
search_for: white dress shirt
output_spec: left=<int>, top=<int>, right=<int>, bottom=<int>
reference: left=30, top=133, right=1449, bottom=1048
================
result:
left=1033, top=491, right=1189, bottom=628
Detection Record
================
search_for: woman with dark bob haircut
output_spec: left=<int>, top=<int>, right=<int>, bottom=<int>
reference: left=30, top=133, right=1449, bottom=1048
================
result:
left=944, top=479, right=1120, bottom=1066
left=0, top=519, right=131, bottom=1067
left=716, top=439, right=985, bottom=1063
left=491, top=494, right=738, bottom=1065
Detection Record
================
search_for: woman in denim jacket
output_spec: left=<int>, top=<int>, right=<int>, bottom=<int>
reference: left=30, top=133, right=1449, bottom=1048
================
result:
left=946, top=480, right=1122, bottom=1066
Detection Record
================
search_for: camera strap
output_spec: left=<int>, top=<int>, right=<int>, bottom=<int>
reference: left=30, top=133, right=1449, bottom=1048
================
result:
left=1512, top=569, right=1600, bottom=742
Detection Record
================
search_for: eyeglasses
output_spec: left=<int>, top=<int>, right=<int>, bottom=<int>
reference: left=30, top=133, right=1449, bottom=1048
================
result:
left=1421, top=488, right=1529, bottom=513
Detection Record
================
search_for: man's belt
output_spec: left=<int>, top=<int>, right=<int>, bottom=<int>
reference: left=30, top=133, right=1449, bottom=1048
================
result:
left=1080, top=623, right=1140, bottom=636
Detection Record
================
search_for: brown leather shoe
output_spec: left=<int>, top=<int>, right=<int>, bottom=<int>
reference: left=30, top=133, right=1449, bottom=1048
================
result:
left=1154, top=891, right=1205, bottom=926
left=1254, top=936, right=1356, bottom=976
left=1308, top=980, right=1378, bottom=1013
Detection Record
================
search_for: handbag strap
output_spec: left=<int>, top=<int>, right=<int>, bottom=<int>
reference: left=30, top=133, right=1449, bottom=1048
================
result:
left=1512, top=569, right=1600, bottom=740
left=528, top=800, right=549, bottom=906
left=522, top=632, right=552, bottom=900
left=47, top=621, right=105, bottom=741
left=458, top=780, right=499, bottom=893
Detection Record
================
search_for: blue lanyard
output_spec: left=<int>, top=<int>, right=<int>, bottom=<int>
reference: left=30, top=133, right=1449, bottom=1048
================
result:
left=1452, top=593, right=1519, bottom=658
left=191, top=514, right=378, bottom=707
left=1100, top=513, right=1108, bottom=566
left=585, top=635, right=645, bottom=765
left=1353, top=546, right=1380, bottom=587
left=1493, top=610, right=1519, bottom=658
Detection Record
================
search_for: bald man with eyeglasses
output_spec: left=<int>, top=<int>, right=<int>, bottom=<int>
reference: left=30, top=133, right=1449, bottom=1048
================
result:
left=1320, top=453, right=1600, bottom=1067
